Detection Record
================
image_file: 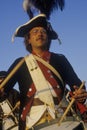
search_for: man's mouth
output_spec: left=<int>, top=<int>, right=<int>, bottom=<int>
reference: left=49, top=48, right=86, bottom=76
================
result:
left=36, top=38, right=44, bottom=41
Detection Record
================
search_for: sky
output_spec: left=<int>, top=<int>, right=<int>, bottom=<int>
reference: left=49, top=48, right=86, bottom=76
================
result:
left=0, top=0, right=87, bottom=90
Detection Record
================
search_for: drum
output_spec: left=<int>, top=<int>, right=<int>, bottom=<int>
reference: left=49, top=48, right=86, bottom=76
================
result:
left=2, top=118, right=18, bottom=130
left=32, top=117, right=86, bottom=130
left=0, top=100, right=18, bottom=130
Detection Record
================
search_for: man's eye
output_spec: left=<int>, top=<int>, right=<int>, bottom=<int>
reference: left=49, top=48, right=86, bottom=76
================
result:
left=31, top=30, right=38, bottom=34
left=31, top=29, right=47, bottom=34
left=33, top=30, right=38, bottom=33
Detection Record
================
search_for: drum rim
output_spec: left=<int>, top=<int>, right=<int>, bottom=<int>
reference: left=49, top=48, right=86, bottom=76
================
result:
left=30, top=117, right=85, bottom=130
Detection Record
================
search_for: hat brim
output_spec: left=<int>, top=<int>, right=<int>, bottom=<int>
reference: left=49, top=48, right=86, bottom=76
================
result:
left=15, top=14, right=58, bottom=40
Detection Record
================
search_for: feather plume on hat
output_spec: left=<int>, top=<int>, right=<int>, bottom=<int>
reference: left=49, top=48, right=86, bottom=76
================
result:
left=23, top=0, right=65, bottom=19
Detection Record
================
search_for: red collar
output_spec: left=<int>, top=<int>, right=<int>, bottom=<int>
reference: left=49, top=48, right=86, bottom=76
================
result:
left=32, top=51, right=51, bottom=62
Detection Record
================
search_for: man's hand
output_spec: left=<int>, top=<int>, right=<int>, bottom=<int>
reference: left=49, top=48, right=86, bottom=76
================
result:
left=73, top=85, right=87, bottom=103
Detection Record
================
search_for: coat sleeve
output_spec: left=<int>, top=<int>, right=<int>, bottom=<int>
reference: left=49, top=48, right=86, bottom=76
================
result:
left=59, top=55, right=84, bottom=91
left=3, top=57, right=23, bottom=93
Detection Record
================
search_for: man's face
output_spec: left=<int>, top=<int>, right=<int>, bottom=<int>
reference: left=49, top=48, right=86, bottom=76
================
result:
left=28, top=27, right=49, bottom=51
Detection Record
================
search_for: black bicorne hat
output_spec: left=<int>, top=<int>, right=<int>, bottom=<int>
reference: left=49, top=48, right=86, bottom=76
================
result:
left=12, top=0, right=65, bottom=43
left=13, top=14, right=58, bottom=40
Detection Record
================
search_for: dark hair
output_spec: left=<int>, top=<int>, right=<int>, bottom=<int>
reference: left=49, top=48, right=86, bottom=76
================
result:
left=24, top=32, right=51, bottom=53
left=24, top=33, right=32, bottom=53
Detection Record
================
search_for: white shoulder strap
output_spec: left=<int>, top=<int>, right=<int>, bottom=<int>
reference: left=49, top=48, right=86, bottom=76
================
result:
left=25, top=54, right=54, bottom=108
left=33, top=55, right=64, bottom=86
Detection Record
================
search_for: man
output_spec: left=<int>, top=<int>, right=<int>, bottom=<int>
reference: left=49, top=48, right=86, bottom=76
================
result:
left=0, top=14, right=87, bottom=130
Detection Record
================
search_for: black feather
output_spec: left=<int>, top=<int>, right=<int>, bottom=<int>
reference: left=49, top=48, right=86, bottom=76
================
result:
left=23, top=0, right=65, bottom=19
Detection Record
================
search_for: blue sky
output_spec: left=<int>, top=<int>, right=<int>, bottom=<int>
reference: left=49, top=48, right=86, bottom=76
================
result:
left=0, top=0, right=87, bottom=90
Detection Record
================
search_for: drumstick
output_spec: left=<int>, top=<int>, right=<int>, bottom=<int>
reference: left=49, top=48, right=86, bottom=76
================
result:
left=0, top=58, right=25, bottom=90
left=58, top=81, right=85, bottom=126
